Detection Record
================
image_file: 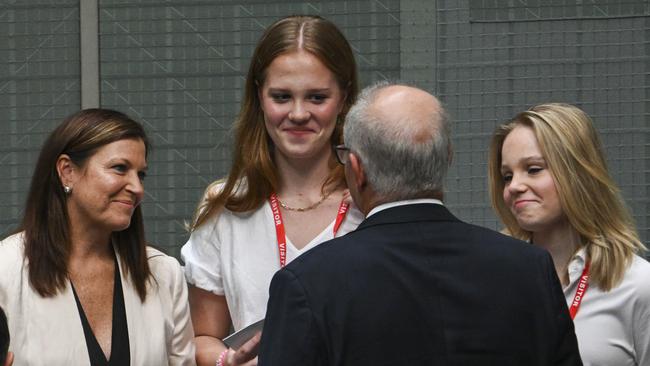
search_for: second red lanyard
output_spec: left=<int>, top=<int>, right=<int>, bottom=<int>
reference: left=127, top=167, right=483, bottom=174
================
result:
left=568, top=262, right=590, bottom=320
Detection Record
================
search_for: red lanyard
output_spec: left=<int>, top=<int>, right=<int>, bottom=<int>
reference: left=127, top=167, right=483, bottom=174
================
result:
left=568, top=262, right=590, bottom=320
left=269, top=193, right=349, bottom=268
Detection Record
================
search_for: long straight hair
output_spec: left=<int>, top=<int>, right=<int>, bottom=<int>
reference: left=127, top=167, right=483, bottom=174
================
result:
left=488, top=103, right=645, bottom=291
left=191, top=15, right=358, bottom=229
left=18, top=108, right=152, bottom=301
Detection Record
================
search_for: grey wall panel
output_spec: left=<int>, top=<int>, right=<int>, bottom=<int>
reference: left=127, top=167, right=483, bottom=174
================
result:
left=400, top=0, right=437, bottom=92
left=98, top=0, right=400, bottom=256
left=1, top=0, right=647, bottom=258
left=0, top=1, right=80, bottom=236
left=440, top=0, right=649, bottom=248
left=469, top=0, right=650, bottom=22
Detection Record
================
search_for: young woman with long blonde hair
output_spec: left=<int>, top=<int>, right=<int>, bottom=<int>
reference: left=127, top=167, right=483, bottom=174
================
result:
left=488, top=103, right=650, bottom=365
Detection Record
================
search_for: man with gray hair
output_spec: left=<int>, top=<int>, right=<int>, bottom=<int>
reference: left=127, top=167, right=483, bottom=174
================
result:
left=259, top=83, right=582, bottom=366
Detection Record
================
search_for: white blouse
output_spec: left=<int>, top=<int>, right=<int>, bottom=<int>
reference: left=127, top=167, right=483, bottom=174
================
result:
left=181, top=197, right=364, bottom=331
left=564, top=248, right=650, bottom=366
left=0, top=233, right=196, bottom=366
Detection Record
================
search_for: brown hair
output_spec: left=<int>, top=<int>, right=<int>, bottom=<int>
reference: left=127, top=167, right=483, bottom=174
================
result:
left=19, top=108, right=152, bottom=301
left=191, top=15, right=359, bottom=228
left=488, top=103, right=645, bottom=291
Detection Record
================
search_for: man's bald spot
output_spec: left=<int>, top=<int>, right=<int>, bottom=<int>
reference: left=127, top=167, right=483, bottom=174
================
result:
left=368, top=85, right=442, bottom=143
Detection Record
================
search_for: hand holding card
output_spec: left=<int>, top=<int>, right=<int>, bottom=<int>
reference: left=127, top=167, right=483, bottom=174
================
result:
left=223, top=318, right=264, bottom=350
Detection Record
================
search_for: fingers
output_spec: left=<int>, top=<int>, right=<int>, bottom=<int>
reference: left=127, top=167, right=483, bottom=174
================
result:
left=236, top=331, right=261, bottom=361
left=228, top=332, right=261, bottom=365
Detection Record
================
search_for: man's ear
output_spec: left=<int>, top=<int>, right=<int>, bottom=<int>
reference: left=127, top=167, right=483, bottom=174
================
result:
left=348, top=152, right=366, bottom=191
left=5, top=351, right=13, bottom=366
left=56, top=154, right=76, bottom=188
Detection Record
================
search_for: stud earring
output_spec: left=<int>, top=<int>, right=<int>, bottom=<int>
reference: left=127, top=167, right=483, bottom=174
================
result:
left=63, top=186, right=72, bottom=195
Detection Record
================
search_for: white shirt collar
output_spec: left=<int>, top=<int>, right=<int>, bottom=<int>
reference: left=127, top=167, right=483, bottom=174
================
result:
left=566, top=247, right=588, bottom=288
left=366, top=198, right=443, bottom=218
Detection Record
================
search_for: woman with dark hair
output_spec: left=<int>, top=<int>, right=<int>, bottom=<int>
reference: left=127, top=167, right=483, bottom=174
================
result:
left=0, top=109, right=195, bottom=365
left=181, top=15, right=362, bottom=366
left=488, top=103, right=650, bottom=365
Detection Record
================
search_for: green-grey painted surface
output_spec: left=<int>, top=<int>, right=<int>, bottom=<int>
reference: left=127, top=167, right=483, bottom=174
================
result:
left=1, top=0, right=647, bottom=258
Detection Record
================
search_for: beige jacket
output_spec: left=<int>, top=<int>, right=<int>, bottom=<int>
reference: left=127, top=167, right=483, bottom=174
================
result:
left=0, top=233, right=196, bottom=365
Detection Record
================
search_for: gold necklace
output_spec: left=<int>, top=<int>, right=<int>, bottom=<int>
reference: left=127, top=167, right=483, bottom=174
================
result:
left=277, top=191, right=333, bottom=212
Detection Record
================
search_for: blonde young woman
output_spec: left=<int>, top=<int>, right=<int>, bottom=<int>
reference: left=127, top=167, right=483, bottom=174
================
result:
left=488, top=103, right=650, bottom=366
left=180, top=15, right=363, bottom=366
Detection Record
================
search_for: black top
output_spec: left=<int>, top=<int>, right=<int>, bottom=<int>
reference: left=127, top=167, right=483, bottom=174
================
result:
left=71, top=256, right=130, bottom=366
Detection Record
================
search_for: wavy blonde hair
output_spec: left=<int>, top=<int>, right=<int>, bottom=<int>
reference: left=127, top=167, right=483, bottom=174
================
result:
left=488, top=103, right=646, bottom=291
left=190, top=15, right=358, bottom=229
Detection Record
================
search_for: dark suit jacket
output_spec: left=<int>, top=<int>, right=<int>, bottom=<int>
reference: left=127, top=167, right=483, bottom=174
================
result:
left=259, top=204, right=582, bottom=366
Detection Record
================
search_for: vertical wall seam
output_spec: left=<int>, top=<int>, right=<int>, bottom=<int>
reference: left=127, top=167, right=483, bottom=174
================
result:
left=80, top=0, right=100, bottom=108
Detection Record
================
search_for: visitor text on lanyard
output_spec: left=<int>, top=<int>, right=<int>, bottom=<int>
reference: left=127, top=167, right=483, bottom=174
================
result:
left=269, top=193, right=349, bottom=268
left=569, top=262, right=590, bottom=320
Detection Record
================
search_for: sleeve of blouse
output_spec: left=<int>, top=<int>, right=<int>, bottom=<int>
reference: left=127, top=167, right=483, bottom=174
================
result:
left=633, top=261, right=650, bottom=365
left=167, top=257, right=197, bottom=366
left=180, top=213, right=225, bottom=295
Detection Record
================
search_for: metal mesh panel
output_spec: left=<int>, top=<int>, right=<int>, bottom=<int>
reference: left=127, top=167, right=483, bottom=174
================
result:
left=439, top=0, right=649, bottom=248
left=98, top=0, right=400, bottom=256
left=0, top=1, right=80, bottom=236
left=1, top=0, right=647, bottom=257
left=470, top=0, right=650, bottom=22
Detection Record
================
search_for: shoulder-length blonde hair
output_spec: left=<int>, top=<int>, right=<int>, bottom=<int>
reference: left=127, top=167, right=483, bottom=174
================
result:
left=488, top=103, right=646, bottom=291
left=191, top=15, right=358, bottom=229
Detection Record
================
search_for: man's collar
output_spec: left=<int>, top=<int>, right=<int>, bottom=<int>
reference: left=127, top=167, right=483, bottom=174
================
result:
left=366, top=198, right=443, bottom=218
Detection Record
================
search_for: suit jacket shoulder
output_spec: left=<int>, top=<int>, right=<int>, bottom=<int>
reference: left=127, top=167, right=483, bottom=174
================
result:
left=283, top=204, right=548, bottom=282
left=262, top=204, right=581, bottom=366
left=146, top=246, right=184, bottom=285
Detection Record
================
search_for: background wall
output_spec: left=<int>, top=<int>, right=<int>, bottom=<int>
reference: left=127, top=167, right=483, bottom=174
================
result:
left=1, top=0, right=648, bottom=258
